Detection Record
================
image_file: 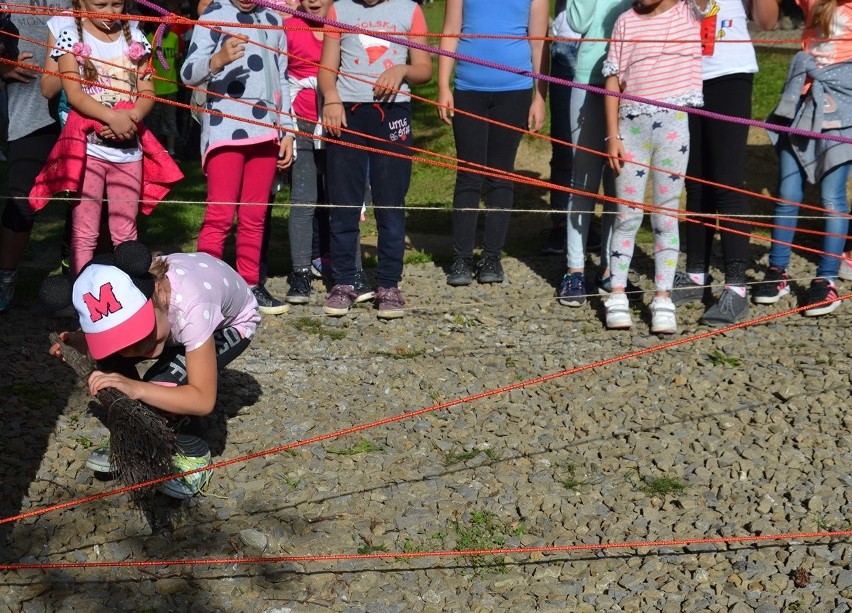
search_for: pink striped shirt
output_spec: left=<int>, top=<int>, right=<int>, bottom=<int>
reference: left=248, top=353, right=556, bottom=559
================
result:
left=603, top=1, right=704, bottom=116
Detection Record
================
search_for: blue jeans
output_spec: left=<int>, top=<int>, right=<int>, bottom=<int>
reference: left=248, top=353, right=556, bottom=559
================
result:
left=565, top=87, right=616, bottom=270
left=771, top=134, right=850, bottom=280
left=549, top=41, right=578, bottom=217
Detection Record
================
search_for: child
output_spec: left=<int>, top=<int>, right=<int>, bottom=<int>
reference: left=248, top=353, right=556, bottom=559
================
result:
left=753, top=0, right=852, bottom=317
left=318, top=0, right=432, bottom=319
left=47, top=0, right=155, bottom=277
left=438, top=0, right=548, bottom=286
left=603, top=0, right=708, bottom=334
left=181, top=0, right=296, bottom=316
left=144, top=13, right=181, bottom=159
left=671, top=0, right=778, bottom=326
left=49, top=241, right=260, bottom=499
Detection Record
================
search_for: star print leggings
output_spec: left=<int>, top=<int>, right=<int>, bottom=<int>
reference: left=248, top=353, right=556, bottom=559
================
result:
left=610, top=110, right=689, bottom=292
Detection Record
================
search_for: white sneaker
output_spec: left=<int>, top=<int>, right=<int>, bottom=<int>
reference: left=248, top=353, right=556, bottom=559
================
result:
left=839, top=256, right=852, bottom=282
left=604, top=292, right=632, bottom=329
left=650, top=296, right=677, bottom=334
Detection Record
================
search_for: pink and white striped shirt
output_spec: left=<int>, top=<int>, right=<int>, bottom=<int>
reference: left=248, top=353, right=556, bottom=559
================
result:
left=603, top=1, right=705, bottom=116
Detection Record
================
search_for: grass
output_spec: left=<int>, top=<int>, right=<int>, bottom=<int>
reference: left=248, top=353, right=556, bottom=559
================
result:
left=561, top=463, right=590, bottom=492
left=708, top=350, right=742, bottom=367
left=326, top=438, right=383, bottom=456
left=639, top=475, right=687, bottom=498
left=290, top=317, right=347, bottom=341
left=448, top=510, right=525, bottom=574
left=441, top=445, right=499, bottom=467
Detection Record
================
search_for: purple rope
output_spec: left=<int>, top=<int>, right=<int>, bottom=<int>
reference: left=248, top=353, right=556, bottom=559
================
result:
left=134, top=0, right=173, bottom=71
left=251, top=1, right=852, bottom=147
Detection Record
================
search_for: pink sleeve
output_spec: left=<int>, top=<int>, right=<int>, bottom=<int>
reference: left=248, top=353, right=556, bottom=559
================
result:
left=605, top=15, right=625, bottom=74
left=410, top=5, right=427, bottom=35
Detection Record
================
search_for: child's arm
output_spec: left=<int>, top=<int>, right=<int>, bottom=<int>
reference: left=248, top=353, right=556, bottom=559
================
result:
left=131, top=69, right=156, bottom=122
left=318, top=28, right=345, bottom=137
left=604, top=74, right=625, bottom=175
left=57, top=53, right=138, bottom=140
left=527, top=0, right=549, bottom=133
left=750, top=0, right=780, bottom=31
left=436, top=0, right=461, bottom=125
left=87, top=337, right=219, bottom=416
left=275, top=26, right=295, bottom=169
left=181, top=5, right=244, bottom=86
left=41, top=31, right=63, bottom=99
left=372, top=5, right=433, bottom=102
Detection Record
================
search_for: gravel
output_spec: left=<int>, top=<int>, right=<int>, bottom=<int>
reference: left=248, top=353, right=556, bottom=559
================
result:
left=1, top=244, right=852, bottom=612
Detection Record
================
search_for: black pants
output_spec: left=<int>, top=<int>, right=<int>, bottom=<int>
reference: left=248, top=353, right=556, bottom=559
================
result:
left=451, top=88, right=529, bottom=259
left=2, top=123, right=60, bottom=232
left=683, top=73, right=753, bottom=285
left=99, top=327, right=251, bottom=436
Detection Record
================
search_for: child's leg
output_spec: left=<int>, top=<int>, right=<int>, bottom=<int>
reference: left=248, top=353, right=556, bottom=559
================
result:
left=648, top=111, right=689, bottom=292
left=609, top=114, right=651, bottom=290
left=104, top=159, right=142, bottom=247
left=816, top=162, right=850, bottom=279
left=480, top=88, right=528, bottom=258
left=71, top=156, right=109, bottom=275
left=770, top=135, right=805, bottom=271
left=235, top=141, right=277, bottom=286
left=289, top=120, right=320, bottom=270
left=198, top=147, right=243, bottom=261
left=326, top=105, right=369, bottom=287
left=369, top=103, right=412, bottom=289
left=450, top=89, right=489, bottom=258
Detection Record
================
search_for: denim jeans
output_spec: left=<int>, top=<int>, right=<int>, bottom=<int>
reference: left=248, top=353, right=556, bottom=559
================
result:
left=549, top=40, right=579, bottom=217
left=565, top=87, right=616, bottom=270
left=771, top=134, right=850, bottom=280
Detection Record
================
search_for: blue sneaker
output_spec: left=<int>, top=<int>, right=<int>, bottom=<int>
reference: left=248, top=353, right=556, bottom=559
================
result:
left=0, top=269, right=16, bottom=313
left=558, top=272, right=586, bottom=307
left=157, top=435, right=212, bottom=500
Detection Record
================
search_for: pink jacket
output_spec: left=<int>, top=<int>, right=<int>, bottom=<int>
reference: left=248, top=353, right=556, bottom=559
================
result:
left=29, top=104, right=183, bottom=213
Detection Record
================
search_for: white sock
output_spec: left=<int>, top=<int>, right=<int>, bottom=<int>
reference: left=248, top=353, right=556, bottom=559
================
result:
left=688, top=272, right=705, bottom=285
left=726, top=285, right=746, bottom=298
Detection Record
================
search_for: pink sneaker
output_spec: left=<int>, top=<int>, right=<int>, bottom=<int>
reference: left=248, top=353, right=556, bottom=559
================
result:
left=323, top=284, right=357, bottom=316
left=376, top=287, right=405, bottom=319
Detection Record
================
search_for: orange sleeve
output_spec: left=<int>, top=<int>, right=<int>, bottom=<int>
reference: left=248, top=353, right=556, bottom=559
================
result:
left=410, top=4, right=427, bottom=35
left=325, top=5, right=341, bottom=40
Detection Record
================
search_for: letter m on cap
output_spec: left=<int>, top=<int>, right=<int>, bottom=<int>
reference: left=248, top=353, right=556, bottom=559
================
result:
left=83, top=282, right=123, bottom=322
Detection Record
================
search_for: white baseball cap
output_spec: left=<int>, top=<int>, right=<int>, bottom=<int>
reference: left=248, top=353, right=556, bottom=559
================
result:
left=72, top=264, right=156, bottom=360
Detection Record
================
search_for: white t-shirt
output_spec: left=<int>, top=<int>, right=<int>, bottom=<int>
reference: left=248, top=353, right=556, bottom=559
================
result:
left=700, top=0, right=759, bottom=80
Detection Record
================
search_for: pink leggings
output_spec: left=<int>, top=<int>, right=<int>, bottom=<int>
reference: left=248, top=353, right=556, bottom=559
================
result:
left=72, top=156, right=142, bottom=276
left=197, top=141, right=277, bottom=286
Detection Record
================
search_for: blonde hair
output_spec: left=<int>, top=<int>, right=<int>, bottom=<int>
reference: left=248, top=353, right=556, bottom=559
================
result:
left=809, top=0, right=837, bottom=38
left=149, top=256, right=171, bottom=309
left=72, top=0, right=138, bottom=89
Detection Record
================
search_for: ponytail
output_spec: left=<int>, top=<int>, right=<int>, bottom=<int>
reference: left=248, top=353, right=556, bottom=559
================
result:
left=808, top=0, right=837, bottom=38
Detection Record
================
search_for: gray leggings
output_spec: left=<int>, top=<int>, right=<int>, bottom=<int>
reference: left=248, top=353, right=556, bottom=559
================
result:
left=610, top=110, right=689, bottom=292
left=289, top=119, right=326, bottom=270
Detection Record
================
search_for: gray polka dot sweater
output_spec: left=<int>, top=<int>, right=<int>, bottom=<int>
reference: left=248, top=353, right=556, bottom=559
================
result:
left=181, top=1, right=294, bottom=165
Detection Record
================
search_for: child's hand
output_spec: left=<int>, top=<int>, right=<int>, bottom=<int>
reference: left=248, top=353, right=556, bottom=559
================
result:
left=213, top=35, right=247, bottom=70
left=0, top=51, right=37, bottom=83
left=527, top=96, right=546, bottom=133
left=277, top=135, right=294, bottom=169
left=607, top=137, right=626, bottom=175
left=373, top=65, right=407, bottom=102
left=105, top=108, right=138, bottom=141
left=49, top=331, right=87, bottom=361
left=88, top=370, right=141, bottom=399
left=437, top=86, right=454, bottom=126
left=323, top=101, right=346, bottom=137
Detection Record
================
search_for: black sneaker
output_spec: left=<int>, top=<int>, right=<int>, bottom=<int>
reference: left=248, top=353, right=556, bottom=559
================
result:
left=540, top=225, right=566, bottom=255
left=447, top=256, right=474, bottom=286
left=752, top=266, right=791, bottom=305
left=803, top=278, right=841, bottom=316
left=476, top=256, right=504, bottom=284
left=595, top=272, right=643, bottom=304
left=285, top=269, right=312, bottom=304
left=251, top=284, right=289, bottom=315
left=670, top=271, right=713, bottom=306
left=700, top=288, right=749, bottom=326
left=353, top=268, right=375, bottom=303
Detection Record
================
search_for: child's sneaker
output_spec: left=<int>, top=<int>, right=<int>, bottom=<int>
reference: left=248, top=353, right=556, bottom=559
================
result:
left=752, top=266, right=791, bottom=304
left=375, top=286, right=405, bottom=319
left=85, top=439, right=115, bottom=473
left=158, top=434, right=212, bottom=500
left=700, top=288, right=749, bottom=326
left=669, top=271, right=712, bottom=305
left=557, top=272, right=586, bottom=307
left=285, top=269, right=312, bottom=304
left=650, top=296, right=677, bottom=334
left=0, top=268, right=16, bottom=313
left=323, top=284, right=357, bottom=316
left=447, top=256, right=474, bottom=286
left=839, top=256, right=852, bottom=282
left=595, top=272, right=643, bottom=304
left=604, top=292, right=632, bottom=329
left=310, top=257, right=324, bottom=279
left=353, top=269, right=375, bottom=303
left=251, top=284, right=289, bottom=315
left=803, top=278, right=841, bottom=317
left=476, top=256, right=504, bottom=284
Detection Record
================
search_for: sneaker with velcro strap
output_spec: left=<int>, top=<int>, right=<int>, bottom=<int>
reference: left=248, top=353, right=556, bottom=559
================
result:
left=157, top=434, right=213, bottom=500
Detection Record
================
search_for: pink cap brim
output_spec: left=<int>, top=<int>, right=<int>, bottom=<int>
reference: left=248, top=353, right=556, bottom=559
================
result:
left=85, top=298, right=156, bottom=360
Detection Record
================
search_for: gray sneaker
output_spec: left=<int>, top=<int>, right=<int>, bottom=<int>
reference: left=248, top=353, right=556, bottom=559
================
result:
left=670, top=271, right=712, bottom=306
left=700, top=288, right=749, bottom=326
left=85, top=439, right=115, bottom=473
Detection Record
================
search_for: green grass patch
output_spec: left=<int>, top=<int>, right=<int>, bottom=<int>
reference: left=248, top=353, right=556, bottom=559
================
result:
left=639, top=476, right=686, bottom=498
left=449, top=510, right=525, bottom=574
left=290, top=317, right=347, bottom=341
left=561, top=463, right=590, bottom=492
left=708, top=350, right=742, bottom=367
left=327, top=438, right=383, bottom=456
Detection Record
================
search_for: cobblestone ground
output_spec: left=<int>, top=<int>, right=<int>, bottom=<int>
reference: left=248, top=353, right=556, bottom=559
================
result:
left=2, top=238, right=852, bottom=612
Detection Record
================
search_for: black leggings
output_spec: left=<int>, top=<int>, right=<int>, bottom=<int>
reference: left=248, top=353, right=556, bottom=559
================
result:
left=2, top=123, right=60, bottom=232
left=683, top=73, right=753, bottom=285
left=451, top=88, right=529, bottom=259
